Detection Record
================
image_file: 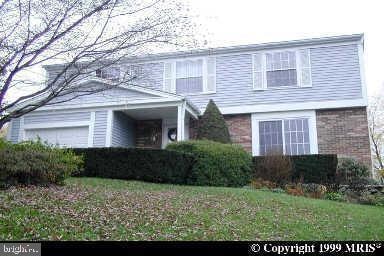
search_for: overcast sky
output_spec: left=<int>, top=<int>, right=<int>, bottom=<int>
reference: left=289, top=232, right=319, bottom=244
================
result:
left=187, top=0, right=384, bottom=96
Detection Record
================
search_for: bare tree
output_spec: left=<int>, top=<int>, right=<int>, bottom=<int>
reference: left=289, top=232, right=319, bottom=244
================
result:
left=0, top=0, right=197, bottom=128
left=368, top=95, right=384, bottom=178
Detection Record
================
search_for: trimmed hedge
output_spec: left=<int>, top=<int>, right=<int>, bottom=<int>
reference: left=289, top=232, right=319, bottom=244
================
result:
left=253, top=154, right=338, bottom=184
left=72, top=147, right=196, bottom=185
left=166, top=140, right=252, bottom=187
left=0, top=139, right=82, bottom=188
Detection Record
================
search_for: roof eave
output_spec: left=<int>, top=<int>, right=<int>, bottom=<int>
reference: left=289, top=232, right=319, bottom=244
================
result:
left=43, top=34, right=364, bottom=69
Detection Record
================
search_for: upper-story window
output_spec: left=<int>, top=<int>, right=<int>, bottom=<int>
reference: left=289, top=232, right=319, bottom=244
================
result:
left=96, top=67, right=120, bottom=81
left=266, top=51, right=297, bottom=87
left=124, top=65, right=143, bottom=81
left=176, top=59, right=203, bottom=94
left=163, top=57, right=216, bottom=94
left=253, top=49, right=311, bottom=90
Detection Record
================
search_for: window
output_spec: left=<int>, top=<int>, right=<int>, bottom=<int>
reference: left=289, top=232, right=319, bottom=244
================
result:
left=125, top=65, right=143, bottom=80
left=176, top=59, right=203, bottom=94
left=163, top=57, right=216, bottom=94
left=284, top=119, right=310, bottom=155
left=259, top=118, right=310, bottom=155
left=96, top=67, right=120, bottom=81
left=259, top=120, right=283, bottom=155
left=266, top=51, right=297, bottom=87
left=253, top=49, right=312, bottom=89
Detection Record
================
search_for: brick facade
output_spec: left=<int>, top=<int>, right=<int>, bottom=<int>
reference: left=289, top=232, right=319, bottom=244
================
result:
left=135, top=119, right=162, bottom=149
left=316, top=107, right=371, bottom=167
left=188, top=114, right=252, bottom=153
left=134, top=109, right=371, bottom=168
left=224, top=114, right=252, bottom=153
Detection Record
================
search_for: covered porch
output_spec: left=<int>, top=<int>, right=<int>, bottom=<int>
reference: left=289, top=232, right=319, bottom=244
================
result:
left=108, top=99, right=199, bottom=149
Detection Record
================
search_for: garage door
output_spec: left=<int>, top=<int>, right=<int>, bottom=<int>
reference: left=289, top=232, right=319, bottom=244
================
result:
left=25, top=126, right=89, bottom=148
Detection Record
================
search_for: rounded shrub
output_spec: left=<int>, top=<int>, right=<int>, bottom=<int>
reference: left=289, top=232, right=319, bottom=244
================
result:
left=336, top=158, right=370, bottom=185
left=166, top=140, right=252, bottom=187
left=0, top=139, right=83, bottom=188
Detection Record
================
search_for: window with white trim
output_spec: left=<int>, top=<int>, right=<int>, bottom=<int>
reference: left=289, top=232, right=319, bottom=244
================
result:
left=253, top=49, right=311, bottom=89
left=266, top=51, right=297, bottom=87
left=259, top=118, right=310, bottom=155
left=127, top=65, right=143, bottom=78
left=259, top=120, right=283, bottom=155
left=96, top=67, right=120, bottom=81
left=163, top=57, right=216, bottom=94
left=176, top=59, right=203, bottom=94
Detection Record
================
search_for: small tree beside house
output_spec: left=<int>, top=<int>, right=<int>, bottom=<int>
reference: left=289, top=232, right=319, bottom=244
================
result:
left=197, top=99, right=231, bottom=144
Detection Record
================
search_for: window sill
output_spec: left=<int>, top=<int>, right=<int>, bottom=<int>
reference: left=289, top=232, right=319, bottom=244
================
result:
left=253, top=85, right=312, bottom=91
left=178, top=91, right=216, bottom=96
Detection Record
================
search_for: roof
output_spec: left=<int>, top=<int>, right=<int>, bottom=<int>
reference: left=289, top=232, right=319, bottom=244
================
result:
left=44, top=33, right=364, bottom=69
left=7, top=77, right=202, bottom=116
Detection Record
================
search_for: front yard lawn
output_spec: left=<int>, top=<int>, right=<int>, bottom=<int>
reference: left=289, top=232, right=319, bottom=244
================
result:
left=0, top=177, right=383, bottom=240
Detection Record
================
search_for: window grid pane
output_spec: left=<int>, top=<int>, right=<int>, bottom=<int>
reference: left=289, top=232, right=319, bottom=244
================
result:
left=266, top=51, right=297, bottom=87
left=259, top=120, right=283, bottom=155
left=284, top=119, right=310, bottom=155
left=176, top=60, right=203, bottom=93
left=176, top=77, right=203, bottom=94
left=96, top=67, right=120, bottom=81
left=266, top=69, right=297, bottom=87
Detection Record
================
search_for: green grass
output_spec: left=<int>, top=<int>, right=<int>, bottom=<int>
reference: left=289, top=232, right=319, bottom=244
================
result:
left=1, top=177, right=383, bottom=240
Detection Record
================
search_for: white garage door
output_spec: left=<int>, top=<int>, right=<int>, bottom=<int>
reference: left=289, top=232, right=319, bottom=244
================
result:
left=25, top=126, right=89, bottom=148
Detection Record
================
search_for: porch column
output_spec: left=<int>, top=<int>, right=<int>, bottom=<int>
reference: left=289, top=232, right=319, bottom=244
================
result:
left=177, top=102, right=186, bottom=141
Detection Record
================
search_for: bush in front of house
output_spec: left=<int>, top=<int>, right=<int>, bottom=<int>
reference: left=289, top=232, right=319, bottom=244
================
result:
left=166, top=140, right=252, bottom=187
left=336, top=158, right=370, bottom=185
left=252, top=153, right=293, bottom=186
left=196, top=99, right=231, bottom=144
left=0, top=139, right=83, bottom=188
left=72, top=147, right=196, bottom=185
left=252, top=154, right=338, bottom=185
left=291, top=154, right=339, bottom=184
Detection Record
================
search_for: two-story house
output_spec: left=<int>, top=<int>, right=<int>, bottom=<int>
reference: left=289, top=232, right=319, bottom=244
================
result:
left=6, top=34, right=372, bottom=167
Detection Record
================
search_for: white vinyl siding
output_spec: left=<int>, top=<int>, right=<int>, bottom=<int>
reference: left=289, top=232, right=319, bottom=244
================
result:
left=252, top=48, right=312, bottom=89
left=8, top=118, right=21, bottom=143
left=163, top=57, right=216, bottom=94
